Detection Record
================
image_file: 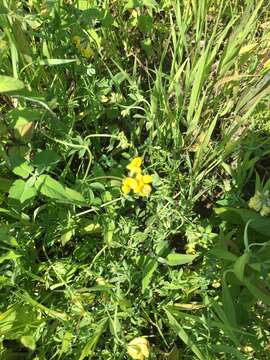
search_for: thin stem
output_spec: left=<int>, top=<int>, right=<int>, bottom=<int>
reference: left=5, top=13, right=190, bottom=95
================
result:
left=84, top=133, right=119, bottom=140
left=86, top=176, right=122, bottom=182
left=76, top=197, right=122, bottom=217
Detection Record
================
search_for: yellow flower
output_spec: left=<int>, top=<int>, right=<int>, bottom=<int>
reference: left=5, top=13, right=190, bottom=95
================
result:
left=81, top=45, right=94, bottom=59
left=142, top=175, right=153, bottom=184
left=185, top=243, right=196, bottom=255
left=139, top=184, right=152, bottom=197
left=211, top=279, right=221, bottom=288
left=122, top=156, right=153, bottom=197
left=127, top=157, right=142, bottom=174
left=72, top=36, right=81, bottom=48
left=127, top=337, right=150, bottom=360
left=122, top=177, right=137, bottom=195
left=133, top=174, right=152, bottom=196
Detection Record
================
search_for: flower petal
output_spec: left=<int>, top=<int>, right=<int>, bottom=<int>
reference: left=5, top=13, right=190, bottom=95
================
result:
left=127, top=157, right=142, bottom=173
left=127, top=337, right=150, bottom=359
left=142, top=175, right=153, bottom=184
left=123, top=177, right=137, bottom=189
left=139, top=184, right=152, bottom=197
left=121, top=184, right=130, bottom=195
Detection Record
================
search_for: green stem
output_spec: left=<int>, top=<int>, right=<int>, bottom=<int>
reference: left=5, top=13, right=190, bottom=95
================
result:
left=86, top=176, right=122, bottom=182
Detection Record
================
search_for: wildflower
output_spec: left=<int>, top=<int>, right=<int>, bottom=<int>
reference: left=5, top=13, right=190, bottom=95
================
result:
left=122, top=177, right=137, bottom=195
left=242, top=345, right=254, bottom=353
left=211, top=279, right=221, bottom=288
left=72, top=36, right=81, bottom=48
left=248, top=190, right=270, bottom=216
left=133, top=174, right=153, bottom=196
left=127, top=157, right=142, bottom=174
left=72, top=36, right=94, bottom=58
left=127, top=337, right=150, bottom=360
left=185, top=243, right=196, bottom=255
left=81, top=45, right=94, bottom=59
left=122, top=157, right=153, bottom=197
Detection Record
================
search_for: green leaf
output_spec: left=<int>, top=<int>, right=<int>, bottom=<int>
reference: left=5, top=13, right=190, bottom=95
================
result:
left=37, top=58, right=77, bottom=66
left=233, top=252, right=250, bottom=282
left=243, top=278, right=270, bottom=305
left=89, top=182, right=106, bottom=191
left=0, top=75, right=25, bottom=93
left=59, top=332, right=73, bottom=356
left=61, top=229, right=73, bottom=246
left=165, top=308, right=205, bottom=360
left=35, top=175, right=85, bottom=205
left=215, top=207, right=270, bottom=237
left=212, top=345, right=247, bottom=360
left=209, top=245, right=237, bottom=262
left=166, top=253, right=198, bottom=266
left=142, top=0, right=158, bottom=8
left=9, top=154, right=34, bottom=179
left=222, top=274, right=237, bottom=327
left=79, top=318, right=107, bottom=360
left=138, top=15, right=153, bottom=33
left=104, top=220, right=115, bottom=247
left=20, top=335, right=36, bottom=350
left=167, top=346, right=181, bottom=360
left=124, top=0, right=142, bottom=10
left=0, top=250, right=21, bottom=265
left=33, top=150, right=60, bottom=170
left=9, top=179, right=37, bottom=204
left=0, top=177, right=12, bottom=192
left=142, top=257, right=158, bottom=294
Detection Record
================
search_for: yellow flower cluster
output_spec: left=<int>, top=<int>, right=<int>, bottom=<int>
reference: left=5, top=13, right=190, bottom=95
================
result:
left=127, top=337, right=150, bottom=360
left=122, top=157, right=153, bottom=197
left=72, top=36, right=94, bottom=59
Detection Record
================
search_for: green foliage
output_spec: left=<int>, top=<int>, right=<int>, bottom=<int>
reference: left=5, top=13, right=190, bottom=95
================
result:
left=1, top=0, right=270, bottom=359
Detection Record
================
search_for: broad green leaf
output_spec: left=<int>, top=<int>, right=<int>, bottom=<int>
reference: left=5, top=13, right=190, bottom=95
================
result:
left=0, top=75, right=25, bottom=93
left=8, top=109, right=42, bottom=141
left=35, top=175, right=85, bottom=205
left=9, top=179, right=37, bottom=204
left=21, top=335, right=36, bottom=350
left=166, top=253, right=198, bottom=266
left=138, top=15, right=153, bottom=34
left=142, top=257, right=158, bottom=294
left=215, top=207, right=270, bottom=237
left=65, top=187, right=86, bottom=204
left=33, top=150, right=60, bottom=170
left=233, top=252, right=250, bottom=282
left=209, top=245, right=237, bottom=262
left=9, top=154, right=34, bottom=179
